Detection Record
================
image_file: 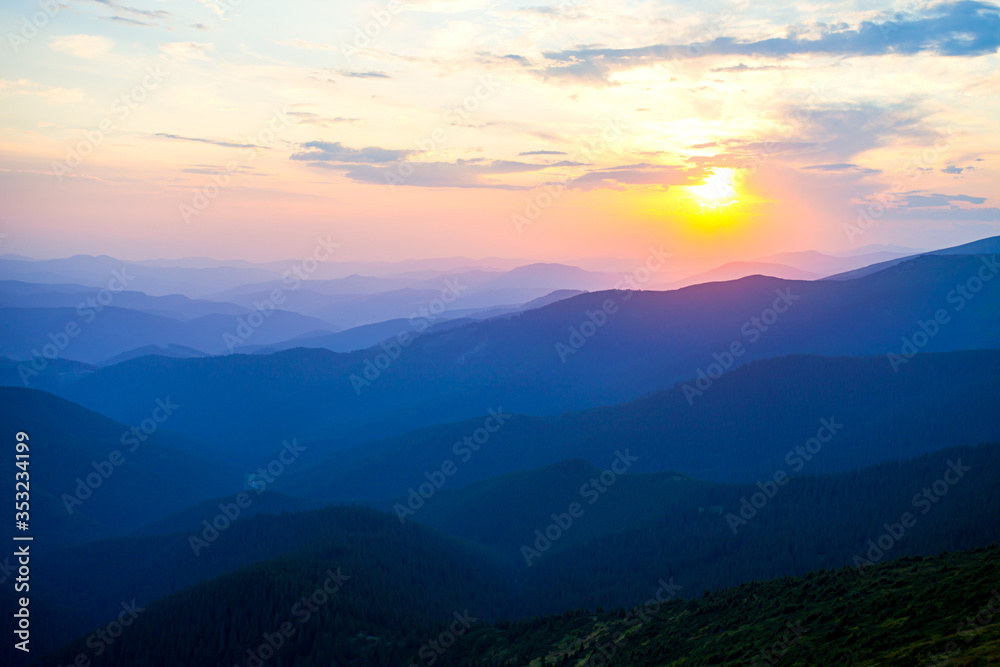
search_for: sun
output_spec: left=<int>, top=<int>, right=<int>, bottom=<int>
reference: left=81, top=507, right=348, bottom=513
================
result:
left=687, top=168, right=739, bottom=208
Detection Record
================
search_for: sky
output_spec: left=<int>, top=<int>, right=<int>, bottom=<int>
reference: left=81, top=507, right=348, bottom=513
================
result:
left=0, top=0, right=998, bottom=266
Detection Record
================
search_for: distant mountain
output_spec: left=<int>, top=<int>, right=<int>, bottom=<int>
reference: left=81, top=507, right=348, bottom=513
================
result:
left=756, top=249, right=914, bottom=276
left=207, top=265, right=608, bottom=329
left=40, top=253, right=1000, bottom=459
left=0, top=305, right=334, bottom=365
left=0, top=255, right=280, bottom=298
left=667, top=261, right=822, bottom=287
left=242, top=290, right=585, bottom=355
left=281, top=351, right=1000, bottom=500
left=833, top=242, right=926, bottom=257
left=0, top=356, right=94, bottom=392
left=0, top=388, right=239, bottom=544
left=826, top=233, right=1000, bottom=280
left=0, top=279, right=247, bottom=319
left=130, top=491, right=328, bottom=536
left=98, top=343, right=208, bottom=367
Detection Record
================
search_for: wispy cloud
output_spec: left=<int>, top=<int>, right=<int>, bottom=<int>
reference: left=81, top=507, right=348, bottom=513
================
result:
left=341, top=71, right=391, bottom=79
left=566, top=163, right=704, bottom=191
left=156, top=134, right=258, bottom=149
left=537, top=2, right=1000, bottom=84
left=290, top=141, right=412, bottom=164
left=520, top=150, right=567, bottom=156
left=50, top=34, right=114, bottom=59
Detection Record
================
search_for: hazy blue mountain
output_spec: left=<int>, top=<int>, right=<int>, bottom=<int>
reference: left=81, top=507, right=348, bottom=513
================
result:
left=826, top=234, right=1000, bottom=280
left=666, top=260, right=822, bottom=287
left=0, top=279, right=247, bottom=319
left=755, top=249, right=914, bottom=275
left=0, top=255, right=281, bottom=297
left=241, top=290, right=585, bottom=355
left=40, top=253, right=1000, bottom=458
left=0, top=388, right=240, bottom=545
left=0, top=305, right=334, bottom=364
left=98, top=343, right=208, bottom=367
left=278, top=351, right=1000, bottom=500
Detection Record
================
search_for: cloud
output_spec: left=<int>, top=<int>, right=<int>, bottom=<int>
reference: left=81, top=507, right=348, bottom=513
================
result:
left=941, top=164, right=976, bottom=174
left=290, top=141, right=413, bottom=164
left=159, top=41, right=214, bottom=60
left=537, top=1, right=1000, bottom=84
left=284, top=39, right=339, bottom=51
left=0, top=79, right=86, bottom=105
left=519, top=150, right=567, bottom=156
left=182, top=165, right=259, bottom=175
left=900, top=192, right=987, bottom=207
left=802, top=163, right=882, bottom=174
left=293, top=145, right=585, bottom=189
left=566, top=163, right=704, bottom=191
left=155, top=133, right=258, bottom=149
left=341, top=71, right=392, bottom=79
left=287, top=112, right=365, bottom=128
left=50, top=34, right=114, bottom=59
left=710, top=63, right=789, bottom=73
left=309, top=160, right=539, bottom=190
left=86, top=0, right=170, bottom=24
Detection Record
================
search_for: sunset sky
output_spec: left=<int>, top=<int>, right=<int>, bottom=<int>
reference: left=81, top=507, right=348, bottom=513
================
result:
left=1, top=0, right=998, bottom=266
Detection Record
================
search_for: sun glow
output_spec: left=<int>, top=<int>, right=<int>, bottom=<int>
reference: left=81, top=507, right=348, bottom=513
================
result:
left=687, top=168, right=740, bottom=209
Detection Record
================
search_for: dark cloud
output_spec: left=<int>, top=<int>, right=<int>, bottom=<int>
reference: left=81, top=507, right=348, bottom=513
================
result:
left=519, top=150, right=568, bottom=156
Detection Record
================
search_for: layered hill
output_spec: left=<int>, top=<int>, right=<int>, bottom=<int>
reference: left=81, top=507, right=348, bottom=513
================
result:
left=30, top=252, right=1000, bottom=459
